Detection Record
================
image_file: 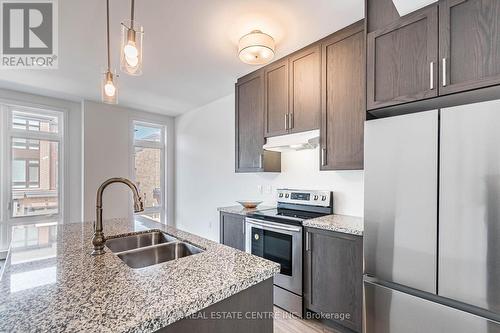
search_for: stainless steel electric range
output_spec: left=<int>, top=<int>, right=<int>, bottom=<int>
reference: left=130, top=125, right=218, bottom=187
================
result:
left=245, top=189, right=333, bottom=317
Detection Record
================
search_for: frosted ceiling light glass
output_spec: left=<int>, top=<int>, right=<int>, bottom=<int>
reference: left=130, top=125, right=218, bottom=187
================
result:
left=238, top=30, right=275, bottom=65
left=120, top=0, right=143, bottom=75
left=102, top=70, right=118, bottom=104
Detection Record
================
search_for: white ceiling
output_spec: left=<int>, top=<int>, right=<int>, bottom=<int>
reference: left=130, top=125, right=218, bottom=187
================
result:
left=0, top=0, right=364, bottom=116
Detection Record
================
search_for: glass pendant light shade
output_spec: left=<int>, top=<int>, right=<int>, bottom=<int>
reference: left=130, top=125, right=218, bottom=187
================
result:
left=238, top=30, right=275, bottom=65
left=120, top=19, right=144, bottom=75
left=102, top=70, right=118, bottom=104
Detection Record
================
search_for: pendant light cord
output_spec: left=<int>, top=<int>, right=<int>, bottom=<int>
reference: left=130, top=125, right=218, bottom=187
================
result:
left=106, top=0, right=111, bottom=71
left=130, top=0, right=135, bottom=29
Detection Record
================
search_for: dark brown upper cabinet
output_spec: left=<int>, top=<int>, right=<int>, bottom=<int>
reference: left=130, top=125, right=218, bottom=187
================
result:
left=235, top=70, right=281, bottom=173
left=289, top=44, right=321, bottom=134
left=367, top=5, right=439, bottom=110
left=264, top=58, right=289, bottom=137
left=321, top=21, right=365, bottom=170
left=237, top=20, right=366, bottom=171
left=367, top=0, right=500, bottom=112
left=439, top=0, right=500, bottom=95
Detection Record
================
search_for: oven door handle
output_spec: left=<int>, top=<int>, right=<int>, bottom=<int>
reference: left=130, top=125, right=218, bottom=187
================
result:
left=246, top=219, right=301, bottom=232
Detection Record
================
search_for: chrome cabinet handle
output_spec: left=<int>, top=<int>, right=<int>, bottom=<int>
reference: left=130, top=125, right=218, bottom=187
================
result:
left=321, top=148, right=327, bottom=167
left=259, top=154, right=263, bottom=169
left=442, top=58, right=447, bottom=87
left=430, top=62, right=434, bottom=90
left=242, top=221, right=245, bottom=234
left=246, top=218, right=301, bottom=232
left=305, top=232, right=310, bottom=251
left=285, top=113, right=288, bottom=130
left=289, top=113, right=293, bottom=129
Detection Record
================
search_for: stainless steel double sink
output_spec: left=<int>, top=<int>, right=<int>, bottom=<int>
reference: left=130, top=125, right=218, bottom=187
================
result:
left=106, top=230, right=204, bottom=269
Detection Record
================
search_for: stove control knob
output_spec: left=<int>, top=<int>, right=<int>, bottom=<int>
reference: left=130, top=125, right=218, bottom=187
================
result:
left=278, top=193, right=283, bottom=198
left=322, top=195, right=327, bottom=201
left=313, top=195, right=319, bottom=200
left=285, top=193, right=289, bottom=198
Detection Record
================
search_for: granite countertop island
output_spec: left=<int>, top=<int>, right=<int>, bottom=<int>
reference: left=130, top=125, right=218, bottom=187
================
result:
left=302, top=214, right=364, bottom=236
left=0, top=218, right=280, bottom=332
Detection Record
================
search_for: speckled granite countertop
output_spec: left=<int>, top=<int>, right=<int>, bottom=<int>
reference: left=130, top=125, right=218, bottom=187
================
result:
left=302, top=214, right=364, bottom=236
left=0, top=218, right=280, bottom=333
left=217, top=205, right=275, bottom=216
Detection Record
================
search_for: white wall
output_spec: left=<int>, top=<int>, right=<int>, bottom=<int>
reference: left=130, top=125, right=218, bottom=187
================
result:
left=82, top=100, right=175, bottom=224
left=175, top=94, right=364, bottom=241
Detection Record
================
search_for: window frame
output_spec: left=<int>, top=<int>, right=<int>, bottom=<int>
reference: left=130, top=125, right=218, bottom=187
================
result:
left=131, top=120, right=166, bottom=223
left=1, top=103, right=65, bottom=224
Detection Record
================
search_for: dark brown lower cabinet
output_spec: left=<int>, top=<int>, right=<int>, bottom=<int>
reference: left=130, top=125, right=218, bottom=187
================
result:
left=162, top=278, right=273, bottom=333
left=304, top=227, right=363, bottom=333
left=219, top=212, right=245, bottom=251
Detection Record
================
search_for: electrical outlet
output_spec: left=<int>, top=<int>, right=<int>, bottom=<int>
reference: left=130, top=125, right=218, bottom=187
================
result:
left=257, top=185, right=263, bottom=194
left=265, top=185, right=272, bottom=194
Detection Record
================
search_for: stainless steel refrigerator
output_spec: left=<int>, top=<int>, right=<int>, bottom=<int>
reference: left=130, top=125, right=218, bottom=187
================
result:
left=364, top=99, right=500, bottom=332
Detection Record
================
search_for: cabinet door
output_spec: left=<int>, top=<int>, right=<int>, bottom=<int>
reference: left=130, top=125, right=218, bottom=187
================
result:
left=288, top=44, right=321, bottom=133
left=235, top=71, right=265, bottom=172
left=220, top=213, right=245, bottom=251
left=304, top=228, right=363, bottom=332
left=321, top=22, right=365, bottom=170
left=439, top=0, right=500, bottom=95
left=367, top=5, right=438, bottom=110
left=264, top=58, right=289, bottom=137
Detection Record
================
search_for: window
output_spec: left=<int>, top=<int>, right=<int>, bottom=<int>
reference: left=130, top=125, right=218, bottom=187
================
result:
left=132, top=121, right=165, bottom=222
left=4, top=106, right=63, bottom=219
left=12, top=110, right=58, bottom=133
left=12, top=159, right=40, bottom=189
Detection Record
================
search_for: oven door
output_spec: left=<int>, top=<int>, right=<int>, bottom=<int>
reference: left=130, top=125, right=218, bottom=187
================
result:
left=245, top=218, right=302, bottom=295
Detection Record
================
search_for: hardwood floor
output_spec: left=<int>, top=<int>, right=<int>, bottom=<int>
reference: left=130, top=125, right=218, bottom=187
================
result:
left=273, top=307, right=340, bottom=333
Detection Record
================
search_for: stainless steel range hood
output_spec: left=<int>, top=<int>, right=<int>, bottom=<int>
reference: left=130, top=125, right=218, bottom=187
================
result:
left=263, top=129, right=319, bottom=153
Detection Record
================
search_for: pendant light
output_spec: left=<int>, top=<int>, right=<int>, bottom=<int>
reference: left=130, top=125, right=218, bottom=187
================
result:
left=120, top=0, right=143, bottom=75
left=238, top=30, right=275, bottom=65
left=102, top=0, right=118, bottom=104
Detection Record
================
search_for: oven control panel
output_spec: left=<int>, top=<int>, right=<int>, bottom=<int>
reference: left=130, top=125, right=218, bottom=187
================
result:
left=276, top=189, right=332, bottom=207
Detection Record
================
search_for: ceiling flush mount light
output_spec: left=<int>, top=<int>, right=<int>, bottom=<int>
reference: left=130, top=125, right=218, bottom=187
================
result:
left=120, top=0, right=144, bottom=75
left=102, top=0, right=118, bottom=104
left=238, top=30, right=275, bottom=65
